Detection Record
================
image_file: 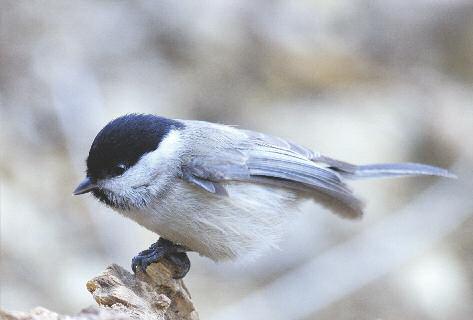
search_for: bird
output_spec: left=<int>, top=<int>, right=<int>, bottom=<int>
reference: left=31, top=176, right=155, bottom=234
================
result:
left=73, top=113, right=455, bottom=278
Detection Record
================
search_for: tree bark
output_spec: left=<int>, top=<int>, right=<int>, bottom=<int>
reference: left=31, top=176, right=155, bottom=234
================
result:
left=0, top=261, right=199, bottom=320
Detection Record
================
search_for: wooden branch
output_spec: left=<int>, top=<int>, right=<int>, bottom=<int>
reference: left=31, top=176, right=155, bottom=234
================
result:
left=0, top=261, right=199, bottom=320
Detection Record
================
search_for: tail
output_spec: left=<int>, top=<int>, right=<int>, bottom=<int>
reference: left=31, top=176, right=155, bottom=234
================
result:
left=318, top=157, right=457, bottom=180
left=347, top=162, right=457, bottom=179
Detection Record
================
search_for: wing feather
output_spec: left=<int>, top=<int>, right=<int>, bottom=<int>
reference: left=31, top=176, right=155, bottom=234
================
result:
left=181, top=129, right=364, bottom=218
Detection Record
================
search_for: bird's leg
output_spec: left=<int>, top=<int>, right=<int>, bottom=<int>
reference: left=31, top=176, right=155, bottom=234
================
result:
left=131, top=237, right=191, bottom=279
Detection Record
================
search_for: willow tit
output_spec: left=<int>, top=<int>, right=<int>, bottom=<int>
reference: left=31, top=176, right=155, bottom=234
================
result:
left=73, top=114, right=454, bottom=278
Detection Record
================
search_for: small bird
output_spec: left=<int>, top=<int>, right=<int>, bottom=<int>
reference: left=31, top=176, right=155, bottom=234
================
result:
left=73, top=114, right=454, bottom=278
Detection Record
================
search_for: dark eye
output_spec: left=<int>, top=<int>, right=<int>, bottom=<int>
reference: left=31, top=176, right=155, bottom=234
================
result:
left=111, top=164, right=127, bottom=176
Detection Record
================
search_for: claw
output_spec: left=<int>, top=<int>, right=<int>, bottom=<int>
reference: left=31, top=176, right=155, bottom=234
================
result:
left=131, top=238, right=191, bottom=278
left=131, top=247, right=165, bottom=272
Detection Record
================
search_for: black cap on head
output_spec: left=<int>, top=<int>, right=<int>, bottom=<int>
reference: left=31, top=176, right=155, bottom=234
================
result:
left=86, top=114, right=184, bottom=180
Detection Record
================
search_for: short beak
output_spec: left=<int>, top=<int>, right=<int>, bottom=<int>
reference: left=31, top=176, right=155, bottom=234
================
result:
left=73, top=177, right=98, bottom=195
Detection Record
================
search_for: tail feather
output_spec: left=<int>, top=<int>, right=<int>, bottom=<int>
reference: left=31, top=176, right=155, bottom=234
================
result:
left=318, top=156, right=456, bottom=180
left=350, top=162, right=457, bottom=179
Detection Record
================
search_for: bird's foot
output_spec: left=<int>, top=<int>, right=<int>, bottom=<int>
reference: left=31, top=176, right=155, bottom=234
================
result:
left=131, top=238, right=190, bottom=279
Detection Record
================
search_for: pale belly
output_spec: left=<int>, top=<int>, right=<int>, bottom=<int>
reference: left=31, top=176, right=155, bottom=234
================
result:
left=119, top=180, right=300, bottom=261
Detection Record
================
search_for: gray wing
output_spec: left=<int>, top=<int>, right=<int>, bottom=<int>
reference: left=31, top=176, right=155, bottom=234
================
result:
left=181, top=130, right=365, bottom=218
left=240, top=129, right=321, bottom=161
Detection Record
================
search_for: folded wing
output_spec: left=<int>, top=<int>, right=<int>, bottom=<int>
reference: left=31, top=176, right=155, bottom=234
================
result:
left=181, top=130, right=367, bottom=218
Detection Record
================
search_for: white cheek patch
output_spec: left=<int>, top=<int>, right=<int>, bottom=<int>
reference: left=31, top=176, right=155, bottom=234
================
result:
left=102, top=130, right=182, bottom=192
left=143, top=129, right=182, bottom=167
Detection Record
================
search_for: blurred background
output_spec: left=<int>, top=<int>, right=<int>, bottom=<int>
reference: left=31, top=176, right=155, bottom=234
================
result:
left=1, top=1, right=473, bottom=319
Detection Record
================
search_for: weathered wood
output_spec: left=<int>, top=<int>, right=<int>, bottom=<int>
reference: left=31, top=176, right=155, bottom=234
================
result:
left=0, top=262, right=199, bottom=320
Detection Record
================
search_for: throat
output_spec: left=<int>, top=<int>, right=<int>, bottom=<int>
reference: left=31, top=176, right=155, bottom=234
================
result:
left=92, top=189, right=132, bottom=210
